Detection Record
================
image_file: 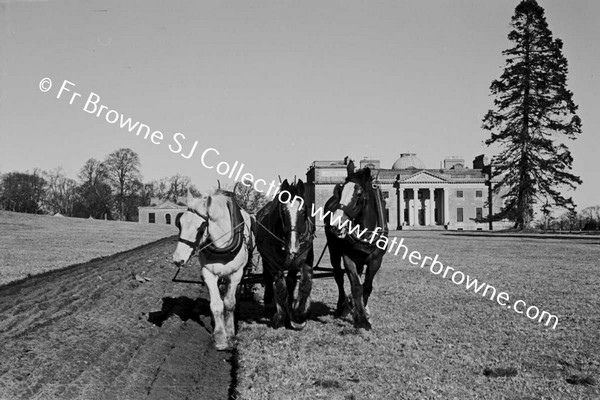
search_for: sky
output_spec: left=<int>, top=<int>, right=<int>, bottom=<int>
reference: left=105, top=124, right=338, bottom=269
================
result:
left=0, top=0, right=598, bottom=211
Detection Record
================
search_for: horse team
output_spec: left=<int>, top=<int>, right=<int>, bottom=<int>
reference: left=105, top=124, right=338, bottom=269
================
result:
left=171, top=160, right=387, bottom=350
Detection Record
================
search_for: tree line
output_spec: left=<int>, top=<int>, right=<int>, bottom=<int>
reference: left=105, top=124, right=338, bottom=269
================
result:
left=0, top=147, right=269, bottom=221
left=0, top=148, right=196, bottom=221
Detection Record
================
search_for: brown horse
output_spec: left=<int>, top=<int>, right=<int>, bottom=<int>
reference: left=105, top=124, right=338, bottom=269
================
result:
left=172, top=189, right=254, bottom=350
left=256, top=179, right=315, bottom=329
left=324, top=161, right=388, bottom=330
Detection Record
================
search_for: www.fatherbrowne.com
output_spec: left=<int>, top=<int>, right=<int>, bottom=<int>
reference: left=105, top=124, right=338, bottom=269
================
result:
left=309, top=203, right=559, bottom=330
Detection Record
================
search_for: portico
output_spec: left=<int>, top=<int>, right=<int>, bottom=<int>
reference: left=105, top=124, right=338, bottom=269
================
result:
left=395, top=171, right=450, bottom=228
left=397, top=187, right=449, bottom=227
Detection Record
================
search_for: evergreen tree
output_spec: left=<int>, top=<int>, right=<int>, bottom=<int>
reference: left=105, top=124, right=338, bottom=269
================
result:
left=482, top=0, right=581, bottom=229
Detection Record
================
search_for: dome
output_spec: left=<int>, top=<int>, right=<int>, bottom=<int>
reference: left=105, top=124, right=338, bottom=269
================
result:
left=391, top=153, right=426, bottom=170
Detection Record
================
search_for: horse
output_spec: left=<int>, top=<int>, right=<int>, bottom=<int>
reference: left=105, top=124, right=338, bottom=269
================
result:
left=172, top=189, right=254, bottom=350
left=324, top=160, right=388, bottom=330
left=256, top=179, right=315, bottom=329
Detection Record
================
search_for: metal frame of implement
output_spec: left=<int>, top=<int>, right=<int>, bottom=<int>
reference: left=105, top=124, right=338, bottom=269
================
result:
left=172, top=242, right=340, bottom=286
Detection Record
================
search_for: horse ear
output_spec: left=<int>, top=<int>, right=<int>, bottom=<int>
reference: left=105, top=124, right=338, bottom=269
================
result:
left=347, top=160, right=355, bottom=176
left=296, top=179, right=305, bottom=196
left=281, top=179, right=290, bottom=192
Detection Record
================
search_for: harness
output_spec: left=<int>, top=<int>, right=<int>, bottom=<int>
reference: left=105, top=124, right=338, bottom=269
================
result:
left=332, top=180, right=388, bottom=251
left=178, top=198, right=247, bottom=264
left=256, top=200, right=315, bottom=267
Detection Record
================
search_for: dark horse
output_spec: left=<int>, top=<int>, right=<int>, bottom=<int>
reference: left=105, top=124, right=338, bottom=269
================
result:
left=324, top=160, right=388, bottom=330
left=256, top=179, right=315, bottom=329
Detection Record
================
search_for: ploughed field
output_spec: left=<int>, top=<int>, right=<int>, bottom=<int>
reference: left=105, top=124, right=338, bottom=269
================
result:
left=0, top=211, right=232, bottom=399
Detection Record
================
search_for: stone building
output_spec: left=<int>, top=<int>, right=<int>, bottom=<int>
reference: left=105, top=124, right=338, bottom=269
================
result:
left=138, top=199, right=186, bottom=226
left=305, top=154, right=512, bottom=231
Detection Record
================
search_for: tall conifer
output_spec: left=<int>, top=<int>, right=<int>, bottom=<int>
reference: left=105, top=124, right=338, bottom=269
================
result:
left=483, top=0, right=581, bottom=229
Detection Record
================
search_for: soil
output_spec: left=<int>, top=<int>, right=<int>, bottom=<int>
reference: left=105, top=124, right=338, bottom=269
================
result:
left=0, top=237, right=236, bottom=400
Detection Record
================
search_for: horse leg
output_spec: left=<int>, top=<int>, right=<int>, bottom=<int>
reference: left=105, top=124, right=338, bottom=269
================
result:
left=271, top=270, right=290, bottom=329
left=362, top=257, right=383, bottom=323
left=291, top=260, right=313, bottom=330
left=286, top=267, right=298, bottom=308
left=223, top=266, right=244, bottom=344
left=202, top=269, right=229, bottom=350
left=330, top=244, right=350, bottom=318
left=343, top=255, right=371, bottom=330
left=262, top=263, right=276, bottom=318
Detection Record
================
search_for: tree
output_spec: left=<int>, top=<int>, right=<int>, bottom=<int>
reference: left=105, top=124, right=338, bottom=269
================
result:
left=482, top=0, right=582, bottom=229
left=580, top=205, right=600, bottom=230
left=77, top=158, right=113, bottom=219
left=0, top=170, right=47, bottom=214
left=165, top=174, right=192, bottom=203
left=104, top=148, right=141, bottom=221
left=42, top=167, right=79, bottom=216
left=146, top=174, right=196, bottom=204
left=220, top=182, right=268, bottom=214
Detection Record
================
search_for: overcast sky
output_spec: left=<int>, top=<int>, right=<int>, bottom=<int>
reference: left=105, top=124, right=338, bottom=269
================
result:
left=1, top=0, right=598, bottom=210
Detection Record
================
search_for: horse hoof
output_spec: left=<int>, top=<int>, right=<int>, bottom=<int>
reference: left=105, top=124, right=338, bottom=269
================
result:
left=271, top=314, right=285, bottom=329
left=357, top=320, right=372, bottom=330
left=215, top=340, right=231, bottom=351
left=215, top=343, right=231, bottom=351
left=290, top=320, right=307, bottom=330
left=353, top=315, right=372, bottom=330
left=335, top=302, right=352, bottom=318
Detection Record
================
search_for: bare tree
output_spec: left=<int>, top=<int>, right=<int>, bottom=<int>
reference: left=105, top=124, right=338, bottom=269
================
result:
left=104, top=149, right=141, bottom=221
left=42, top=167, right=79, bottom=216
left=78, top=158, right=112, bottom=219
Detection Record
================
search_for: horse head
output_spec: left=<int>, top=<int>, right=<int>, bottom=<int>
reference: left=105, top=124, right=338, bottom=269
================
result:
left=172, top=190, right=208, bottom=266
left=278, top=179, right=310, bottom=263
left=329, top=164, right=372, bottom=238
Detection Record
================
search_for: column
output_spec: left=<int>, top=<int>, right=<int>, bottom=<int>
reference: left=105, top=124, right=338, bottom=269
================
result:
left=413, top=189, right=419, bottom=226
left=443, top=187, right=450, bottom=226
left=407, top=187, right=414, bottom=226
left=429, top=188, right=436, bottom=226
left=398, top=188, right=404, bottom=227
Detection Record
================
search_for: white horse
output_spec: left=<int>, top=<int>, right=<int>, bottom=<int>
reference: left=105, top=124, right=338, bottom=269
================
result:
left=172, top=189, right=254, bottom=350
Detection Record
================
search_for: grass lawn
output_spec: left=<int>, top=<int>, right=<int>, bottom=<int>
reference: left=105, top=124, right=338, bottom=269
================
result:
left=0, top=211, right=176, bottom=285
left=235, top=231, right=600, bottom=399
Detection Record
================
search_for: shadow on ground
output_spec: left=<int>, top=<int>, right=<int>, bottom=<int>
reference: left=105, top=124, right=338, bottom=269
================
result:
left=148, top=296, right=213, bottom=333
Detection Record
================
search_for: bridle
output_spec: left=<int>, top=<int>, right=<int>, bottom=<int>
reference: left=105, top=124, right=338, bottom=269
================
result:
left=257, top=199, right=314, bottom=263
left=176, top=208, right=208, bottom=251
left=278, top=201, right=313, bottom=243
left=177, top=202, right=246, bottom=264
left=334, top=179, right=367, bottom=220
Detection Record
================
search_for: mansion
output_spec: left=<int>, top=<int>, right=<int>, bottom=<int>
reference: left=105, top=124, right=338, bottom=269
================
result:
left=305, top=154, right=512, bottom=231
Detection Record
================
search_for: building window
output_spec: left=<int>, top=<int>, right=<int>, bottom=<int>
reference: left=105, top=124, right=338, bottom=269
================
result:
left=149, top=213, right=155, bottom=223
left=385, top=208, right=389, bottom=223
left=457, top=208, right=463, bottom=222
left=476, top=207, right=483, bottom=220
left=165, top=213, right=171, bottom=225
left=457, top=190, right=463, bottom=198
left=382, top=191, right=389, bottom=199
left=476, top=190, right=483, bottom=198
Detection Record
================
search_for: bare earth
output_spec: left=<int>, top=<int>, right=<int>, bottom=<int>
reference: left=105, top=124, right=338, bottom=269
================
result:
left=0, top=237, right=233, bottom=400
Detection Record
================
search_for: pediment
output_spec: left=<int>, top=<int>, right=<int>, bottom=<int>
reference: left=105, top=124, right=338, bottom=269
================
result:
left=402, top=171, right=448, bottom=183
left=153, top=201, right=186, bottom=209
